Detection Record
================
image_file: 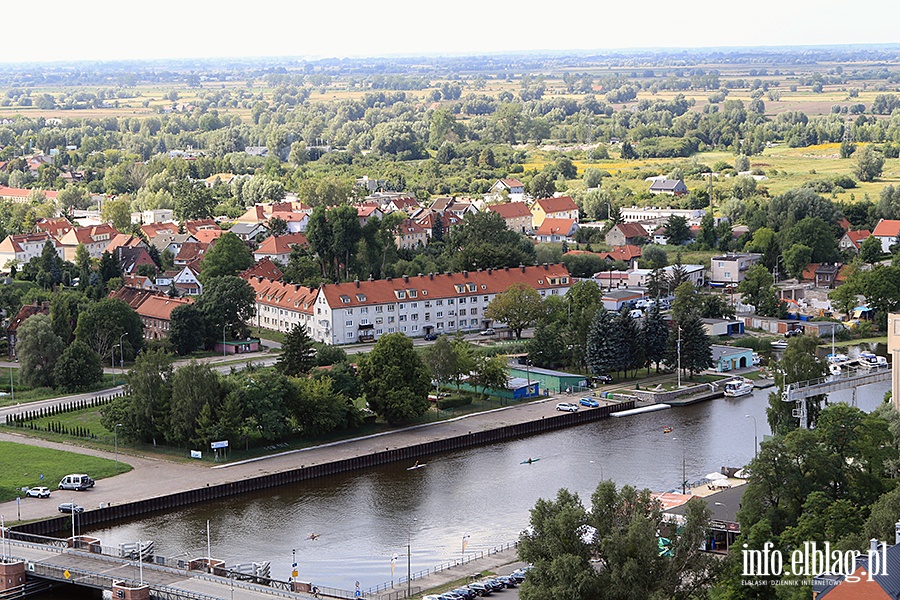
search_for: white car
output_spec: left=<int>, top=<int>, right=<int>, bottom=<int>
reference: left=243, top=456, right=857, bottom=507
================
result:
left=556, top=402, right=579, bottom=412
left=479, top=328, right=495, bottom=336
left=26, top=486, right=51, bottom=498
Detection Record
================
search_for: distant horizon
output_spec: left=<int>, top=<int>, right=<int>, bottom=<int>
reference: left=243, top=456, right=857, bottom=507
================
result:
left=2, top=41, right=900, bottom=69
left=5, top=0, right=899, bottom=66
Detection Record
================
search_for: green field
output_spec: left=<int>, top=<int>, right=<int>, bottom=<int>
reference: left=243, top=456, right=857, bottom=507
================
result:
left=0, top=440, right=129, bottom=502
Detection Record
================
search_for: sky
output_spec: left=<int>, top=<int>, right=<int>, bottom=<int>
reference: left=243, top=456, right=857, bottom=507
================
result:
left=5, top=0, right=900, bottom=64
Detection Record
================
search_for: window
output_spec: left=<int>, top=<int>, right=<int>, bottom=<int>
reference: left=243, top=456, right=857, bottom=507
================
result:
left=346, top=320, right=353, bottom=326
left=388, top=316, right=395, bottom=323
left=459, top=297, right=466, bottom=304
left=467, top=283, right=476, bottom=292
left=376, top=317, right=383, bottom=324
left=375, top=306, right=383, bottom=313
left=437, top=311, right=443, bottom=318
left=408, top=290, right=417, bottom=298
left=376, top=329, right=383, bottom=334
left=411, top=314, right=418, bottom=321
left=401, top=326, right=407, bottom=332
left=471, top=319, right=478, bottom=326
left=425, top=313, right=430, bottom=321
left=388, top=304, right=395, bottom=311
left=395, top=290, right=406, bottom=299
left=340, top=295, right=351, bottom=304
left=356, top=293, right=366, bottom=302
left=449, top=321, right=455, bottom=328
left=447, top=298, right=455, bottom=305
left=361, top=319, right=369, bottom=325
left=346, top=332, right=354, bottom=339
left=483, top=296, right=489, bottom=303
left=388, top=327, right=395, bottom=333
left=437, top=322, right=444, bottom=330
left=346, top=308, right=353, bottom=315
left=454, top=284, right=465, bottom=293
left=412, top=325, right=418, bottom=331
left=436, top=300, right=443, bottom=306
left=399, top=314, right=407, bottom=321
left=411, top=302, right=417, bottom=308
left=459, top=309, right=467, bottom=316
left=360, top=307, right=368, bottom=314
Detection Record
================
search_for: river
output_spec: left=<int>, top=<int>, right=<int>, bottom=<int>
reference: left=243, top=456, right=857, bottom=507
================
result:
left=75, top=376, right=888, bottom=592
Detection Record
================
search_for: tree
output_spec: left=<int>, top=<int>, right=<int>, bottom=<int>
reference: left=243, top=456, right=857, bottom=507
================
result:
left=860, top=234, right=883, bottom=264
left=169, top=304, right=206, bottom=355
left=358, top=333, right=431, bottom=424
left=172, top=179, right=215, bottom=221
left=613, top=307, right=644, bottom=377
left=277, top=323, right=317, bottom=376
left=110, top=349, right=173, bottom=444
left=767, top=335, right=827, bottom=435
left=564, top=280, right=602, bottom=369
left=200, top=232, right=253, bottom=283
left=100, top=196, right=132, bottom=231
left=267, top=216, right=289, bottom=237
left=54, top=340, right=102, bottom=392
left=783, top=217, right=839, bottom=263
left=485, top=284, right=544, bottom=339
left=169, top=361, right=221, bottom=446
left=292, top=376, right=357, bottom=438
left=528, top=322, right=567, bottom=369
left=853, top=145, right=884, bottom=182
left=195, top=276, right=256, bottom=342
left=423, top=336, right=459, bottom=391
left=74, top=298, right=143, bottom=365
left=663, top=215, right=690, bottom=245
left=16, top=314, right=64, bottom=388
left=673, top=311, right=713, bottom=379
left=737, top=264, right=784, bottom=317
left=470, top=355, right=510, bottom=399
left=529, top=171, right=556, bottom=199
left=641, top=302, right=669, bottom=373
left=782, top=243, right=813, bottom=279
left=585, top=306, right=618, bottom=377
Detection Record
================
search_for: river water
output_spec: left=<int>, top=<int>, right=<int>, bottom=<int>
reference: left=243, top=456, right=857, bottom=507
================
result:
left=76, top=375, right=888, bottom=592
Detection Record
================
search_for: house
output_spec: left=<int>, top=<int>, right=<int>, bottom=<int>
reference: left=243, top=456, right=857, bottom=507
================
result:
left=140, top=221, right=179, bottom=240
left=801, top=263, right=843, bottom=289
left=702, top=318, right=745, bottom=337
left=394, top=219, right=428, bottom=250
left=357, top=205, right=383, bottom=227
left=414, top=210, right=463, bottom=239
left=531, top=196, right=579, bottom=229
left=489, top=178, right=525, bottom=201
left=839, top=229, right=871, bottom=253
left=6, top=301, right=49, bottom=358
left=601, top=289, right=644, bottom=311
left=709, top=253, right=762, bottom=285
left=115, top=246, right=156, bottom=275
left=872, top=219, right=900, bottom=252
left=252, top=264, right=573, bottom=343
left=122, top=274, right=157, bottom=290
left=156, top=265, right=203, bottom=296
left=244, top=276, right=319, bottom=335
left=386, top=196, right=420, bottom=214
left=174, top=241, right=209, bottom=267
left=131, top=209, right=174, bottom=225
left=710, top=345, right=755, bottom=371
left=109, top=287, right=193, bottom=340
left=0, top=233, right=65, bottom=271
left=105, top=234, right=148, bottom=255
left=242, top=257, right=283, bottom=281
left=486, top=202, right=534, bottom=234
left=605, top=223, right=649, bottom=247
left=597, top=245, right=642, bottom=262
left=34, top=217, right=73, bottom=239
left=534, top=218, right=579, bottom=243
left=58, top=224, right=120, bottom=260
left=150, top=233, right=197, bottom=257
left=813, top=540, right=900, bottom=599
left=253, top=232, right=308, bottom=264
left=192, top=229, right=224, bottom=245
left=649, top=179, right=688, bottom=195
left=203, top=172, right=239, bottom=188
left=0, top=185, right=58, bottom=203
left=182, top=218, right=219, bottom=235
left=229, top=222, right=269, bottom=243
left=620, top=207, right=705, bottom=223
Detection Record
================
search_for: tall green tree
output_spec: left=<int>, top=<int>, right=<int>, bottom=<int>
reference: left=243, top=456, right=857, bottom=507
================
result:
left=470, top=355, right=510, bottom=399
left=200, top=232, right=253, bottom=283
left=663, top=215, right=691, bottom=245
left=169, top=361, right=221, bottom=446
left=527, top=322, right=567, bottom=369
left=277, top=323, right=317, bottom=377
left=853, top=145, right=884, bottom=182
left=564, top=280, right=602, bottom=369
left=113, top=349, right=173, bottom=444
left=738, top=264, right=785, bottom=317
left=585, top=306, right=617, bottom=377
left=358, top=333, right=431, bottom=424
left=642, top=302, right=669, bottom=373
left=168, top=304, right=206, bottom=355
left=74, top=298, right=143, bottom=365
left=16, top=314, right=64, bottom=388
left=485, top=283, right=544, bottom=339
left=195, top=276, right=256, bottom=342
left=767, top=334, right=827, bottom=435
left=860, top=234, right=883, bottom=263
left=54, top=340, right=102, bottom=392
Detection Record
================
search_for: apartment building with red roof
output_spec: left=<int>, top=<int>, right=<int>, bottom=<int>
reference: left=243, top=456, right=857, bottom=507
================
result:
left=0, top=185, right=58, bottom=203
left=35, top=217, right=73, bottom=239
left=531, top=196, right=579, bottom=228
left=253, top=232, right=308, bottom=264
left=534, top=218, right=579, bottom=242
left=109, top=287, right=192, bottom=340
left=487, top=202, right=534, bottom=234
left=394, top=219, right=427, bottom=249
left=58, top=224, right=120, bottom=260
left=140, top=221, right=179, bottom=240
left=0, top=232, right=64, bottom=271
left=243, top=275, right=319, bottom=334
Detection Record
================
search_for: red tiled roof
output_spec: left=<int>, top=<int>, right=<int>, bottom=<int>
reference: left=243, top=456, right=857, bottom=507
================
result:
left=174, top=241, right=209, bottom=264
left=843, top=229, right=871, bottom=249
left=60, top=224, right=120, bottom=246
left=245, top=276, right=318, bottom=315
left=137, top=295, right=193, bottom=321
left=242, top=257, right=284, bottom=281
left=140, top=222, right=179, bottom=239
left=0, top=185, right=58, bottom=200
left=397, top=219, right=427, bottom=235
left=183, top=218, right=219, bottom=234
left=487, top=202, right=532, bottom=219
left=390, top=197, right=420, bottom=210
left=535, top=218, right=577, bottom=237
left=499, top=178, right=524, bottom=188
left=192, top=229, right=224, bottom=244
left=34, top=217, right=73, bottom=238
left=612, top=223, right=649, bottom=239
left=534, top=196, right=578, bottom=214
left=254, top=232, right=308, bottom=256
left=320, top=265, right=571, bottom=309
left=801, top=263, right=820, bottom=281
left=873, top=219, right=900, bottom=237
left=0, top=232, right=62, bottom=252
left=6, top=303, right=49, bottom=333
left=105, top=234, right=146, bottom=253
left=597, top=245, right=642, bottom=261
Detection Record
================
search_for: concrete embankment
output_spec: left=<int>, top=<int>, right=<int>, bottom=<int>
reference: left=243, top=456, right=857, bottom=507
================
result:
left=13, top=399, right=634, bottom=535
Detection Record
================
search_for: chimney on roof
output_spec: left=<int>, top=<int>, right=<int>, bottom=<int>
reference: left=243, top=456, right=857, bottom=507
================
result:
left=355, top=279, right=360, bottom=288
left=544, top=263, right=549, bottom=270
left=417, top=273, right=423, bottom=278
left=404, top=275, right=409, bottom=283
left=368, top=275, right=374, bottom=281
left=520, top=264, right=526, bottom=273
left=505, top=266, right=509, bottom=271
left=477, top=268, right=482, bottom=272
left=429, top=273, right=434, bottom=280
left=463, top=270, right=468, bottom=278
left=487, top=268, right=492, bottom=275
left=387, top=277, right=392, bottom=282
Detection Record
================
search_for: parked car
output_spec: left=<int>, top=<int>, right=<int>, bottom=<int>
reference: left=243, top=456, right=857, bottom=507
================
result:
left=579, top=397, right=600, bottom=408
left=629, top=309, right=644, bottom=319
left=58, top=474, right=93, bottom=491
left=784, top=328, right=802, bottom=338
left=591, top=374, right=613, bottom=385
left=479, top=328, right=495, bottom=336
left=58, top=502, right=84, bottom=514
left=482, top=579, right=505, bottom=592
left=556, top=402, right=579, bottom=412
left=494, top=575, right=518, bottom=588
left=466, top=582, right=492, bottom=596
left=509, top=570, right=527, bottom=583
left=452, top=588, right=478, bottom=600
left=25, top=486, right=51, bottom=498
left=424, top=333, right=438, bottom=341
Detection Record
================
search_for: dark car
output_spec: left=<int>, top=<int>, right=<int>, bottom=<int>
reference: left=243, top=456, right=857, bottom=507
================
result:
left=452, top=589, right=478, bottom=600
left=58, top=502, right=84, bottom=514
left=466, top=582, right=492, bottom=596
left=591, top=374, right=613, bottom=385
left=494, top=575, right=517, bottom=588
left=424, top=333, right=438, bottom=341
left=509, top=570, right=527, bottom=583
left=482, top=579, right=505, bottom=592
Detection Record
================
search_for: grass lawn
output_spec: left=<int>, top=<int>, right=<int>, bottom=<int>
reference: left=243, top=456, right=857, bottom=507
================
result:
left=820, top=336, right=887, bottom=349
left=0, top=373, right=120, bottom=408
left=0, top=440, right=129, bottom=502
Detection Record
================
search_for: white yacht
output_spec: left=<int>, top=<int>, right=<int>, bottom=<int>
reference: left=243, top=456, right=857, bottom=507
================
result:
left=723, top=378, right=754, bottom=397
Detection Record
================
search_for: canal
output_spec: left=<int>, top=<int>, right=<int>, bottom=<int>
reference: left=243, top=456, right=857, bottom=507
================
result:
left=77, top=377, right=889, bottom=592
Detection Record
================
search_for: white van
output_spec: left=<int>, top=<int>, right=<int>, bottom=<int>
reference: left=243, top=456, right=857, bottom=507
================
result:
left=58, top=474, right=94, bottom=491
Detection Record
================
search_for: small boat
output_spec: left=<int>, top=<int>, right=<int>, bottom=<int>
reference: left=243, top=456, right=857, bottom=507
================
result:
left=826, top=353, right=850, bottom=365
left=829, top=363, right=842, bottom=377
left=858, top=351, right=882, bottom=370
left=751, top=352, right=761, bottom=366
left=723, top=378, right=754, bottom=397
left=407, top=462, right=427, bottom=471
left=662, top=426, right=673, bottom=434
left=770, top=340, right=788, bottom=350
left=521, top=458, right=540, bottom=465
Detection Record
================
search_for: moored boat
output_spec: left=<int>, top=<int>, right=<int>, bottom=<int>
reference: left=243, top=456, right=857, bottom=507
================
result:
left=723, top=377, right=754, bottom=397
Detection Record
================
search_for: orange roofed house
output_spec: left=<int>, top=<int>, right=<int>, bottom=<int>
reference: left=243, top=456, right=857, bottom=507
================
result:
left=109, top=287, right=193, bottom=340
left=58, top=224, right=120, bottom=260
left=531, top=196, right=579, bottom=229
left=487, top=202, right=534, bottom=234
left=0, top=233, right=64, bottom=272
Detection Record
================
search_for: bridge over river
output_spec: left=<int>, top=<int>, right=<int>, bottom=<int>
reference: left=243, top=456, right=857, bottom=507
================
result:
left=783, top=366, right=892, bottom=428
left=0, top=535, right=322, bottom=600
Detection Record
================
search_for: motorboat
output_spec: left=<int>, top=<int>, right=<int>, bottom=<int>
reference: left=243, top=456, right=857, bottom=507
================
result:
left=826, top=353, right=850, bottom=365
left=859, top=351, right=888, bottom=370
left=751, top=352, right=761, bottom=366
left=770, top=340, right=788, bottom=350
left=723, top=378, right=754, bottom=397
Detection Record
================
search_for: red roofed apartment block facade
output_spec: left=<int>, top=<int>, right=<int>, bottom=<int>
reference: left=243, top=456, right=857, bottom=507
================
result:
left=0, top=233, right=65, bottom=271
left=253, top=232, right=308, bottom=264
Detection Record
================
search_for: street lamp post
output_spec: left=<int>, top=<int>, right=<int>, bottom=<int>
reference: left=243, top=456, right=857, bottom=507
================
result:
left=223, top=321, right=227, bottom=358
left=714, top=502, right=729, bottom=552
left=676, top=326, right=682, bottom=389
left=745, top=414, right=758, bottom=458
left=114, top=423, right=122, bottom=472
left=118, top=333, right=127, bottom=380
left=407, top=518, right=417, bottom=598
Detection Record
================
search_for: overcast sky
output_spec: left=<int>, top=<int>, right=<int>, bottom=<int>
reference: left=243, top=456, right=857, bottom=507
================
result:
left=5, top=0, right=899, bottom=64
